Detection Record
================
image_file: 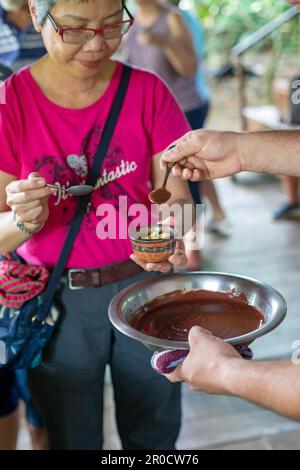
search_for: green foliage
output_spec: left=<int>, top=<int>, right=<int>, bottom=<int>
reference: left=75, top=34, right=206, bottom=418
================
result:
left=186, top=0, right=300, bottom=63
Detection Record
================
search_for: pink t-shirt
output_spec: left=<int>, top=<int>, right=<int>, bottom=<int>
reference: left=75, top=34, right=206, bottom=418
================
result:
left=0, top=61, right=190, bottom=269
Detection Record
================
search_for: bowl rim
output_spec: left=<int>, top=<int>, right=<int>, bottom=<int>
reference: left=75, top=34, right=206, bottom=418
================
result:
left=128, top=224, right=176, bottom=243
left=108, top=271, right=287, bottom=349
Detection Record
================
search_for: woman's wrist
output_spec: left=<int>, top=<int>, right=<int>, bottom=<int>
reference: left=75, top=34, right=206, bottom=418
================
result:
left=23, top=221, right=45, bottom=234
left=13, top=213, right=44, bottom=236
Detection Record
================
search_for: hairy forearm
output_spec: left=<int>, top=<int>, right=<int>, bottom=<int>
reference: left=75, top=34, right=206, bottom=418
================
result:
left=0, top=211, right=30, bottom=252
left=238, top=130, right=300, bottom=177
left=222, top=358, right=300, bottom=421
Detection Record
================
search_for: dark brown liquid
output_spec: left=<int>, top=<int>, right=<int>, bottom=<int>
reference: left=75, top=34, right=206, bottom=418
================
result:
left=130, top=290, right=264, bottom=341
left=148, top=188, right=171, bottom=204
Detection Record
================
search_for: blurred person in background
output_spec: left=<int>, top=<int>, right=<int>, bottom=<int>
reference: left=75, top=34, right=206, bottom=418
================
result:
left=0, top=0, right=45, bottom=71
left=0, top=369, right=48, bottom=450
left=273, top=176, right=300, bottom=220
left=169, top=0, right=229, bottom=236
left=0, top=60, right=11, bottom=77
left=124, top=0, right=229, bottom=240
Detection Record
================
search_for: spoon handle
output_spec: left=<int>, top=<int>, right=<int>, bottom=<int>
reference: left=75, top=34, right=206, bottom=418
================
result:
left=162, top=163, right=174, bottom=189
left=46, top=184, right=67, bottom=192
left=161, top=144, right=177, bottom=188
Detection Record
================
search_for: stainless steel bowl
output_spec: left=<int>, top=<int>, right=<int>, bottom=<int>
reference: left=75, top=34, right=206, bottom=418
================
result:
left=108, top=272, right=287, bottom=351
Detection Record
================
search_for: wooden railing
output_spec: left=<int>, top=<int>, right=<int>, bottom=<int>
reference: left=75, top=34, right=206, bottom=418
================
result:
left=231, top=6, right=299, bottom=57
left=230, top=6, right=299, bottom=129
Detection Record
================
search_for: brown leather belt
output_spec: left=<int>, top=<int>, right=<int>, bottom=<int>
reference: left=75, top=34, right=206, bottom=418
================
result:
left=66, top=259, right=144, bottom=290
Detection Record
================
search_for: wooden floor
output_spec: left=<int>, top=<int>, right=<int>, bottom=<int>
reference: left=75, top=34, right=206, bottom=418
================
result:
left=18, top=173, right=300, bottom=450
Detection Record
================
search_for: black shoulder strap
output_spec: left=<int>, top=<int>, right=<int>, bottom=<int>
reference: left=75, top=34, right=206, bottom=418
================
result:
left=40, top=64, right=132, bottom=317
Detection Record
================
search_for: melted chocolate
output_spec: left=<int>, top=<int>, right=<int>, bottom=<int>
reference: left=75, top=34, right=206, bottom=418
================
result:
left=130, top=290, right=264, bottom=341
left=148, top=188, right=171, bottom=204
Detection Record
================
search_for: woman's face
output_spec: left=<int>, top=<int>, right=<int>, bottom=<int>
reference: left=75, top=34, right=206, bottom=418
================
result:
left=30, top=0, right=124, bottom=79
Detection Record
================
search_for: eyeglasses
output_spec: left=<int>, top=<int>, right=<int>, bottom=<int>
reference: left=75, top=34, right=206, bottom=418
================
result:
left=47, top=5, right=134, bottom=45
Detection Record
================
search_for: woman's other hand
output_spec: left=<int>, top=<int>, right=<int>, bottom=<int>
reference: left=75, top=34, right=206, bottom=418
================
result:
left=130, top=239, right=187, bottom=273
left=6, top=172, right=55, bottom=233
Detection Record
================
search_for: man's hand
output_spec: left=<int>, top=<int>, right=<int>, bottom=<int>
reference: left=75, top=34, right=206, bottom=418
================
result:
left=160, top=130, right=244, bottom=182
left=131, top=239, right=187, bottom=273
left=166, top=326, right=242, bottom=394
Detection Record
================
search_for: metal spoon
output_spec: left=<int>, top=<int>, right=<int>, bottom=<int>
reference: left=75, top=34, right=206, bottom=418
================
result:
left=148, top=145, right=176, bottom=204
left=47, top=183, right=94, bottom=197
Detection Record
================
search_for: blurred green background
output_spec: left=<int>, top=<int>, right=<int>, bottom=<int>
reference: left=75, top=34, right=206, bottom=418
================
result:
left=180, top=0, right=300, bottom=65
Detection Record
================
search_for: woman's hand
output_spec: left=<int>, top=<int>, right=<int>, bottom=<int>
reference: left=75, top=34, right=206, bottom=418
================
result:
left=130, top=239, right=188, bottom=273
left=6, top=172, right=55, bottom=233
left=160, top=130, right=244, bottom=182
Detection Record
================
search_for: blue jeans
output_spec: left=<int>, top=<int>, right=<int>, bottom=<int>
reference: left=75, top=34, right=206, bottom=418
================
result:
left=0, top=369, right=44, bottom=428
left=185, top=102, right=210, bottom=206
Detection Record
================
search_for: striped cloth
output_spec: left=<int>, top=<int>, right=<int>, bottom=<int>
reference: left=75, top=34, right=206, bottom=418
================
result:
left=0, top=7, right=45, bottom=70
left=0, top=260, right=49, bottom=309
left=151, top=344, right=253, bottom=375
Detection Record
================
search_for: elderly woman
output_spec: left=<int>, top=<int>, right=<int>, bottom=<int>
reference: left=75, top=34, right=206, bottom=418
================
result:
left=0, top=0, right=192, bottom=450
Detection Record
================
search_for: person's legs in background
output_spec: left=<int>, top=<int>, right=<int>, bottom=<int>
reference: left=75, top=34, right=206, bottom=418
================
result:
left=0, top=371, right=19, bottom=450
left=15, top=370, right=48, bottom=450
left=201, top=180, right=226, bottom=222
left=273, top=176, right=300, bottom=220
left=185, top=104, right=230, bottom=239
left=0, top=369, right=48, bottom=450
left=0, top=410, right=19, bottom=450
left=185, top=176, right=203, bottom=270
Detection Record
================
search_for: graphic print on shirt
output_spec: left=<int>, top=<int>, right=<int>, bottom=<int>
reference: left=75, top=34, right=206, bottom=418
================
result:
left=66, top=154, right=88, bottom=178
left=34, top=125, right=139, bottom=231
